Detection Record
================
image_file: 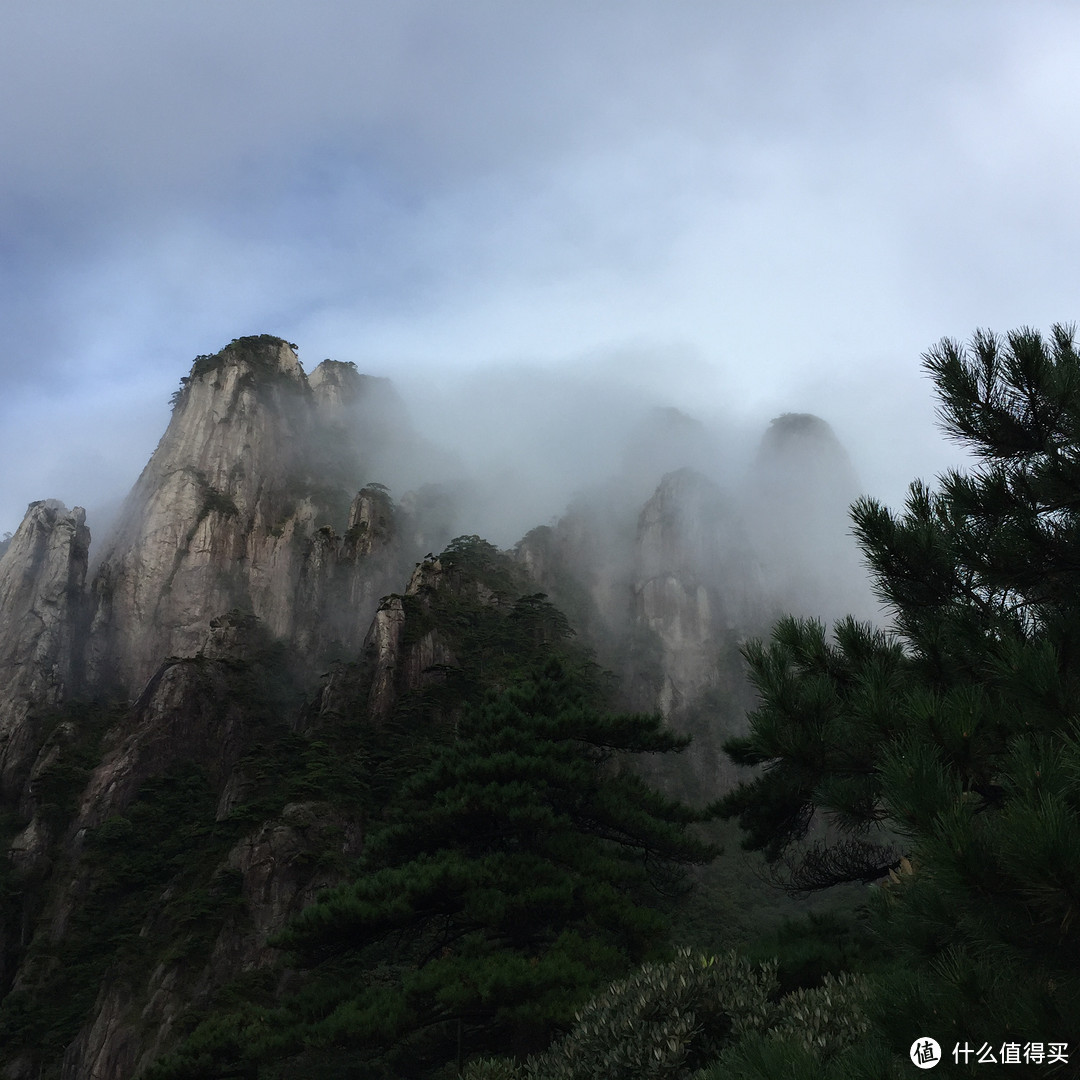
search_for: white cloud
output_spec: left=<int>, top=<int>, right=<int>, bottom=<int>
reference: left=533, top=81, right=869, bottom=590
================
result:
left=2, top=2, right=1080, bottom=535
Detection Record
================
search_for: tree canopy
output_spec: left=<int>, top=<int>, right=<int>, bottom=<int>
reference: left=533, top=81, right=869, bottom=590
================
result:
left=151, top=631, right=717, bottom=1078
left=718, top=325, right=1080, bottom=1073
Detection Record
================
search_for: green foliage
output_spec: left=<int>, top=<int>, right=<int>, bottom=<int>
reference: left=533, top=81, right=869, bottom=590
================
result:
left=0, top=764, right=234, bottom=1063
left=26, top=699, right=118, bottom=834
left=718, top=615, right=906, bottom=870
left=738, top=908, right=891, bottom=996
left=169, top=337, right=303, bottom=412
left=520, top=948, right=772, bottom=1079
left=391, top=539, right=604, bottom=736
left=195, top=472, right=240, bottom=520
left=718, top=324, right=1080, bottom=1070
left=271, top=663, right=714, bottom=1071
left=467, top=1059, right=521, bottom=1080
left=197, top=634, right=370, bottom=828
left=462, top=948, right=871, bottom=1080
left=0, top=806, right=25, bottom=960
left=512, top=526, right=604, bottom=649
left=0, top=632, right=356, bottom=1076
left=155, top=640, right=716, bottom=1078
left=0, top=698, right=122, bottom=1004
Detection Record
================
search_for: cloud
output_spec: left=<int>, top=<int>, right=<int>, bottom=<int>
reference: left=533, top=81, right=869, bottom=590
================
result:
left=3, top=2, right=1080, bottom=537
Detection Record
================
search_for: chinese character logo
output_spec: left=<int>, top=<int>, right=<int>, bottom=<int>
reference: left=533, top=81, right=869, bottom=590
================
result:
left=911, top=1037, right=942, bottom=1069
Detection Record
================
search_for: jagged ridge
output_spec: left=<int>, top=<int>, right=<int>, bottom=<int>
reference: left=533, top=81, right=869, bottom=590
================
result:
left=0, top=336, right=868, bottom=1079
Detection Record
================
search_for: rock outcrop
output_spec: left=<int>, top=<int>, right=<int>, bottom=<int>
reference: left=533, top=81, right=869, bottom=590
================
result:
left=516, top=416, right=871, bottom=801
left=0, top=338, right=459, bottom=1080
left=0, top=500, right=89, bottom=799
left=87, top=338, right=332, bottom=689
left=364, top=556, right=460, bottom=723
left=84, top=337, right=441, bottom=694
left=633, top=468, right=759, bottom=708
left=3, top=609, right=354, bottom=1080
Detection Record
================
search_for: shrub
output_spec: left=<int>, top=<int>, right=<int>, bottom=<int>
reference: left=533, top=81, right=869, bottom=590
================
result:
left=463, top=948, right=872, bottom=1080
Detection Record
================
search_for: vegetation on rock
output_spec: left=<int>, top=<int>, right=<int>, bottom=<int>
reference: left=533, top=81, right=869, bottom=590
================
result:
left=170, top=335, right=301, bottom=410
left=148, top=541, right=719, bottom=1079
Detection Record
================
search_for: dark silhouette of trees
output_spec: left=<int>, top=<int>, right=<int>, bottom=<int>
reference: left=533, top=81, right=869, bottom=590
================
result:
left=719, top=325, right=1080, bottom=1071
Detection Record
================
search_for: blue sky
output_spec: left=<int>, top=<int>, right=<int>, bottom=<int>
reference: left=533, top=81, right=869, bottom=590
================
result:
left=3, top=1, right=1080, bottom=541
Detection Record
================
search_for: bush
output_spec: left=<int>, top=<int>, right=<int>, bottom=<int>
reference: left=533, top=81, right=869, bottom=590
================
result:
left=463, top=947, right=872, bottom=1080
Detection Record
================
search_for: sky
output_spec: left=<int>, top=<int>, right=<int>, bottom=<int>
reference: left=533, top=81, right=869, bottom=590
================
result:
left=3, top=1, right=1080, bottom=543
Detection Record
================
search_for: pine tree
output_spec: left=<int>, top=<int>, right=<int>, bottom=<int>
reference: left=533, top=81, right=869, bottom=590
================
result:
left=152, top=660, right=717, bottom=1080
left=273, top=660, right=716, bottom=1076
left=718, top=326, right=1080, bottom=1075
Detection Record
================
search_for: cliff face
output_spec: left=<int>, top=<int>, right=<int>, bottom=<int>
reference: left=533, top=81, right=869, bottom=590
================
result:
left=84, top=337, right=433, bottom=693
left=0, top=540, right=536, bottom=1080
left=89, top=339, right=325, bottom=689
left=5, top=613, right=360, bottom=1080
left=634, top=469, right=759, bottom=710
left=0, top=338, right=466, bottom=1079
left=0, top=501, right=89, bottom=799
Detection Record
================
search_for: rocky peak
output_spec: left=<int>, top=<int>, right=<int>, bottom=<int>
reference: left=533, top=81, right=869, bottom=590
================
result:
left=636, top=468, right=743, bottom=587
left=0, top=500, right=89, bottom=797
left=308, top=358, right=364, bottom=410
left=345, top=485, right=395, bottom=557
left=85, top=342, right=312, bottom=691
left=754, top=412, right=857, bottom=493
left=83, top=338, right=418, bottom=694
left=191, top=334, right=303, bottom=382
left=0, top=500, right=89, bottom=612
left=745, top=412, right=874, bottom=622
left=0, top=334, right=889, bottom=1075
left=128, top=336, right=312, bottom=518
left=633, top=469, right=756, bottom=703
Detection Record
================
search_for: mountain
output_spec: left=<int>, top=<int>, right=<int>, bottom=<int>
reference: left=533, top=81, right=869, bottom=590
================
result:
left=0, top=336, right=869, bottom=1078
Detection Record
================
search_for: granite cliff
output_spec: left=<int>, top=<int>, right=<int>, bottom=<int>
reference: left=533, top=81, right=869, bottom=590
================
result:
left=85, top=336, right=444, bottom=693
left=0, top=502, right=89, bottom=802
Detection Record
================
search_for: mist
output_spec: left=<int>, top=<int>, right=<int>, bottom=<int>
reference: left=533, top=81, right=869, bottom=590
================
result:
left=305, top=342, right=889, bottom=627
left=1, top=2, right=1065, bottom=618
left=0, top=330, right=958, bottom=641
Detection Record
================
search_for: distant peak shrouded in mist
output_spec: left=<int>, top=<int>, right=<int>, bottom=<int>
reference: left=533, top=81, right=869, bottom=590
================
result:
left=744, top=410, right=877, bottom=624
left=758, top=411, right=854, bottom=466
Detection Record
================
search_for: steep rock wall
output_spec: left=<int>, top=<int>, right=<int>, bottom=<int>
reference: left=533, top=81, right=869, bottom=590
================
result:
left=364, top=556, right=457, bottom=724
left=86, top=338, right=319, bottom=690
left=4, top=611, right=359, bottom=1080
left=84, top=338, right=431, bottom=695
left=0, top=501, right=89, bottom=799
left=629, top=469, right=763, bottom=798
